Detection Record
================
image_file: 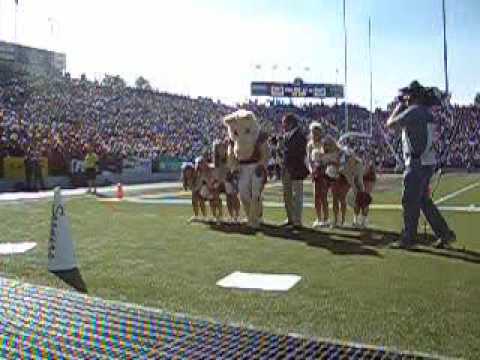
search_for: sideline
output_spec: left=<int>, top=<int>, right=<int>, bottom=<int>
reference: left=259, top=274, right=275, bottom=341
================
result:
left=0, top=182, right=182, bottom=202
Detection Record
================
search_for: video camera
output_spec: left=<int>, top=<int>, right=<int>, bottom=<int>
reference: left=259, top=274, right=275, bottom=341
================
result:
left=395, top=81, right=449, bottom=108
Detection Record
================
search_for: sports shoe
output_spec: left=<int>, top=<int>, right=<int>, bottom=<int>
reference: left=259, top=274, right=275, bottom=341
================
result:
left=433, top=230, right=457, bottom=249
left=321, top=220, right=330, bottom=228
left=293, top=223, right=303, bottom=230
left=361, top=217, right=369, bottom=228
left=351, top=220, right=360, bottom=229
left=280, top=220, right=294, bottom=228
left=389, top=240, right=415, bottom=250
left=312, top=220, right=323, bottom=229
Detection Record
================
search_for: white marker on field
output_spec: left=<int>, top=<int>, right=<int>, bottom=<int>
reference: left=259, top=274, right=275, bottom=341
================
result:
left=434, top=181, right=480, bottom=205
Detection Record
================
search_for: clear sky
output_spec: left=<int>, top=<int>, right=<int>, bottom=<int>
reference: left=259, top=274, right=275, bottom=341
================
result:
left=0, top=0, right=478, bottom=108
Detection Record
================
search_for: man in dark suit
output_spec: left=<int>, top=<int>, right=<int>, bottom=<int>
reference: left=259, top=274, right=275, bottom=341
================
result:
left=281, top=113, right=309, bottom=228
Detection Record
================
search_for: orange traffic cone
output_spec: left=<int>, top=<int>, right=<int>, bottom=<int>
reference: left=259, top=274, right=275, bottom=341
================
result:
left=116, top=183, right=124, bottom=199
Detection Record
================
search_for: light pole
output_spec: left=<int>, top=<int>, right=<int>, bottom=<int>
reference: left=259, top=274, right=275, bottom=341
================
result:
left=48, top=17, right=61, bottom=51
left=442, top=0, right=449, bottom=94
left=343, top=0, right=348, bottom=133
left=14, top=0, right=18, bottom=43
left=335, top=68, right=339, bottom=106
left=369, top=17, right=373, bottom=137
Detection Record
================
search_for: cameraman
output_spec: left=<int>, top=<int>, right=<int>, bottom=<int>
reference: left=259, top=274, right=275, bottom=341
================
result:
left=386, top=81, right=456, bottom=249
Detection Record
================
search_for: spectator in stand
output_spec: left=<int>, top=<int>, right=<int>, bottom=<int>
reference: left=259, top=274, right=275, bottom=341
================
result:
left=24, top=146, right=34, bottom=191
left=31, top=145, right=45, bottom=191
left=0, top=72, right=479, bottom=179
left=84, top=145, right=98, bottom=194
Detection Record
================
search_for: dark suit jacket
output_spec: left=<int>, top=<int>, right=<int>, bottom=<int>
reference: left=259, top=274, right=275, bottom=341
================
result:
left=283, top=126, right=309, bottom=180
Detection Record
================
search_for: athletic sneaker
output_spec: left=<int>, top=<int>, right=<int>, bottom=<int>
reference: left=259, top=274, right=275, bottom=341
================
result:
left=389, top=240, right=415, bottom=250
left=293, top=223, right=303, bottom=230
left=312, top=220, right=323, bottom=229
left=280, top=220, right=294, bottom=228
left=433, top=230, right=457, bottom=249
left=321, top=221, right=330, bottom=228
left=361, top=217, right=369, bottom=228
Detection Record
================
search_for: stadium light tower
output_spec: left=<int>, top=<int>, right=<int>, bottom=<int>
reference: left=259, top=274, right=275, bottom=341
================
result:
left=14, top=0, right=19, bottom=43
left=368, top=17, right=373, bottom=137
left=442, top=0, right=449, bottom=94
left=48, top=17, right=61, bottom=51
left=343, top=0, right=348, bottom=133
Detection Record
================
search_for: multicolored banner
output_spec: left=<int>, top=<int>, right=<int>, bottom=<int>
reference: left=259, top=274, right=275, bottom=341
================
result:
left=251, top=79, right=344, bottom=99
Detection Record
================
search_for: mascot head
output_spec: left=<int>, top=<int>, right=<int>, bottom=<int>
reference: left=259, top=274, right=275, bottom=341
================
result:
left=223, top=109, right=260, bottom=160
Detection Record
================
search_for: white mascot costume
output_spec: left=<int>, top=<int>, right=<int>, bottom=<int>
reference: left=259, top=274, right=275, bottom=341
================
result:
left=224, top=110, right=268, bottom=229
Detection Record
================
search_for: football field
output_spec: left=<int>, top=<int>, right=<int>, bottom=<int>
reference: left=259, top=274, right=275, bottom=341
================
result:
left=1, top=173, right=479, bottom=358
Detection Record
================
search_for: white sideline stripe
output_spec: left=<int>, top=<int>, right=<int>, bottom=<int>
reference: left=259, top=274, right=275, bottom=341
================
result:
left=124, top=197, right=480, bottom=213
left=434, top=181, right=480, bottom=205
left=0, top=182, right=182, bottom=202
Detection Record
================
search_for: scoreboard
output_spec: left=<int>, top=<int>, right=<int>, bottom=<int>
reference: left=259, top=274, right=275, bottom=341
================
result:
left=251, top=78, right=343, bottom=99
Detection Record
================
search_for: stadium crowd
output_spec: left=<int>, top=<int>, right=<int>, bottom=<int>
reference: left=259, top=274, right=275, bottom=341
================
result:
left=0, top=73, right=479, bottom=177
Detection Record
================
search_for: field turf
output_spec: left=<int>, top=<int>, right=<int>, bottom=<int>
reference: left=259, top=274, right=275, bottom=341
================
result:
left=0, top=173, right=479, bottom=358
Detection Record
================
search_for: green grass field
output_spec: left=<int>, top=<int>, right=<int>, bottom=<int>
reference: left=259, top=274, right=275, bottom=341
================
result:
left=1, top=173, right=479, bottom=358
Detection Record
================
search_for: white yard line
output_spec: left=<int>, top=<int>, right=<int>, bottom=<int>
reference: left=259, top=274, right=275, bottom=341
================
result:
left=124, top=197, right=480, bottom=213
left=434, top=181, right=480, bottom=205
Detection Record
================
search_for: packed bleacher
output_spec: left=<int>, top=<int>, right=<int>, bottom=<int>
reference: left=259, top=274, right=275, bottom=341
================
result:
left=0, top=73, right=479, bottom=180
left=245, top=101, right=480, bottom=170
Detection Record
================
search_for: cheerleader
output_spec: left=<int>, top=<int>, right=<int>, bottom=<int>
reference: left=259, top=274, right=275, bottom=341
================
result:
left=307, top=122, right=330, bottom=228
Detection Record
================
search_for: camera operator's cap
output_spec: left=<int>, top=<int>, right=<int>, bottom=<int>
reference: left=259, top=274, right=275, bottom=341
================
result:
left=400, top=80, right=424, bottom=95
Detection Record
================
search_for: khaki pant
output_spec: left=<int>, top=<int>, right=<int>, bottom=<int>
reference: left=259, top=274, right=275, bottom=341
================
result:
left=282, top=170, right=304, bottom=225
left=238, top=163, right=264, bottom=227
